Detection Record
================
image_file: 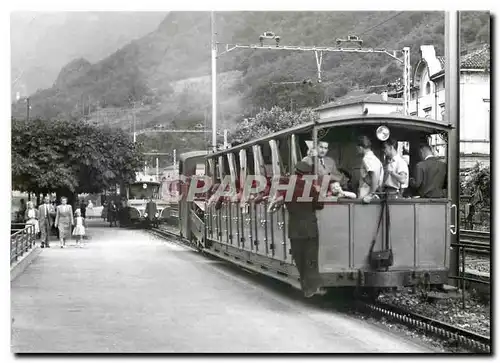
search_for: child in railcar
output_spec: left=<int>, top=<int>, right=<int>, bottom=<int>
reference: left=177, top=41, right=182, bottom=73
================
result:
left=329, top=181, right=357, bottom=199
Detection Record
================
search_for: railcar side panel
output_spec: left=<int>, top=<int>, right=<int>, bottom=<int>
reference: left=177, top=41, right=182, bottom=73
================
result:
left=316, top=204, right=351, bottom=273
left=387, top=204, right=416, bottom=268
left=415, top=202, right=449, bottom=268
left=351, top=204, right=385, bottom=268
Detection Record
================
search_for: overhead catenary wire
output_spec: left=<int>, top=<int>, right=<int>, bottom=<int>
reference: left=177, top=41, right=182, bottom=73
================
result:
left=357, top=11, right=406, bottom=37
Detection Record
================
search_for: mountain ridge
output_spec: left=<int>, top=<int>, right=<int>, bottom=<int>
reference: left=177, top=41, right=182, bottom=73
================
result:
left=11, top=11, right=490, bottom=153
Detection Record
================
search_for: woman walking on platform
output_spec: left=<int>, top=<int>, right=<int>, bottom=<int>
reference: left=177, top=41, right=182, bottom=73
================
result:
left=55, top=196, right=74, bottom=248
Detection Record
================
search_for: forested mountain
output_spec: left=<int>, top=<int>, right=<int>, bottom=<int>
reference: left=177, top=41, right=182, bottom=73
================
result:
left=10, top=11, right=168, bottom=98
left=11, top=11, right=490, bottom=153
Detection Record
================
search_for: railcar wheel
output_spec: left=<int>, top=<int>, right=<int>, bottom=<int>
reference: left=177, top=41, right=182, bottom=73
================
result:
left=356, top=287, right=381, bottom=301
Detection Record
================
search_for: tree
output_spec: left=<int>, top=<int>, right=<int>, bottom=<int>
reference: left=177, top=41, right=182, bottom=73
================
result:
left=460, top=162, right=490, bottom=230
left=230, top=106, right=319, bottom=144
left=12, top=118, right=144, bottom=202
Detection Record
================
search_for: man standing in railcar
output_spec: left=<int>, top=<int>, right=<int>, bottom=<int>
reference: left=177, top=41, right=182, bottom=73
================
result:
left=302, top=140, right=344, bottom=188
left=285, top=160, right=327, bottom=298
left=409, top=144, right=447, bottom=198
left=356, top=135, right=384, bottom=199
left=381, top=138, right=409, bottom=198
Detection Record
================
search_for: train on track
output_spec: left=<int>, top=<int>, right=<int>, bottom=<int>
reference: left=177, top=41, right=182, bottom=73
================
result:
left=123, top=173, right=170, bottom=227
left=156, top=113, right=453, bottom=297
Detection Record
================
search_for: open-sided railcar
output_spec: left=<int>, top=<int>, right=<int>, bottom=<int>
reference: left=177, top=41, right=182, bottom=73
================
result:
left=173, top=114, right=453, bottom=293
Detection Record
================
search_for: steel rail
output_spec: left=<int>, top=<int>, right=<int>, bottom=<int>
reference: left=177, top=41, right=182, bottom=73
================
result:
left=358, top=300, right=490, bottom=353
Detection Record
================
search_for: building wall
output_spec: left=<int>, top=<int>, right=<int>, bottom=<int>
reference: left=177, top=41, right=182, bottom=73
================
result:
left=460, top=72, right=490, bottom=155
left=409, top=67, right=490, bottom=159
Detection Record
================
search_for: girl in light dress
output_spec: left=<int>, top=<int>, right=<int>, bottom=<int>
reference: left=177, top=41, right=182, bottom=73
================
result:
left=25, top=201, right=40, bottom=237
left=72, top=209, right=86, bottom=247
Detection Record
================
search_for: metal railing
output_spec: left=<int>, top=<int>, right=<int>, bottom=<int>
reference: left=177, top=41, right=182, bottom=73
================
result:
left=11, top=224, right=36, bottom=266
left=449, top=228, right=490, bottom=309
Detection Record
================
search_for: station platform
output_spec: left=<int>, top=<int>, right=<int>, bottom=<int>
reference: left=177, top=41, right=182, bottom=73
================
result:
left=11, top=220, right=433, bottom=353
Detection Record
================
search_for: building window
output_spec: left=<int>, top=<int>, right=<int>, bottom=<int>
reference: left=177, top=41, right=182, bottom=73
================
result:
left=440, top=104, right=445, bottom=119
left=425, top=82, right=431, bottom=94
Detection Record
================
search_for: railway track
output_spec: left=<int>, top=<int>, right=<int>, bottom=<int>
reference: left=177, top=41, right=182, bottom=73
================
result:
left=357, top=300, right=490, bottom=353
left=149, top=222, right=490, bottom=353
left=459, top=230, right=490, bottom=256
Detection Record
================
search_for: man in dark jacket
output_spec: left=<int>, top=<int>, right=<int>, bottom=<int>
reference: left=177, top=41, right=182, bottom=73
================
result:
left=145, top=197, right=158, bottom=228
left=410, top=144, right=447, bottom=198
left=79, top=200, right=87, bottom=219
left=284, top=160, right=326, bottom=298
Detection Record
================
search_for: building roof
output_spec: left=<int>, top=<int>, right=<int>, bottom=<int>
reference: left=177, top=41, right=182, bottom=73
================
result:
left=389, top=45, right=490, bottom=96
left=432, top=45, right=490, bottom=78
left=315, top=93, right=402, bottom=111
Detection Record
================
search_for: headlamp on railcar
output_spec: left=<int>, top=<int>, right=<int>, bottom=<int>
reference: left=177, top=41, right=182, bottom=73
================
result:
left=376, top=125, right=390, bottom=141
left=143, top=183, right=147, bottom=189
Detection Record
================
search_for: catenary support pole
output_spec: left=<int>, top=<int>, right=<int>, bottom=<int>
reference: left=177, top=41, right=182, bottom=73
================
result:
left=211, top=11, right=217, bottom=151
left=445, top=11, right=460, bottom=286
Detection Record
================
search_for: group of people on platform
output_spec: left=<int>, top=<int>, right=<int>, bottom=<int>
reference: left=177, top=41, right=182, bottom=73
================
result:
left=101, top=200, right=119, bottom=227
left=285, top=136, right=447, bottom=298
left=18, top=196, right=89, bottom=249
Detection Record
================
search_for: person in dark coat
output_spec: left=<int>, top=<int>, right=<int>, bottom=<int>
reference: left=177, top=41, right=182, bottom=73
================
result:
left=79, top=199, right=87, bottom=219
left=276, top=160, right=326, bottom=298
left=409, top=144, right=447, bottom=198
left=145, top=197, right=157, bottom=228
left=107, top=200, right=118, bottom=227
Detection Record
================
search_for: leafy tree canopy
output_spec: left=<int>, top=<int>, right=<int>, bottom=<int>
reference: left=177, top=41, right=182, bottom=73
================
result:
left=230, top=106, right=319, bottom=144
left=460, top=162, right=490, bottom=208
left=12, top=118, right=145, bottom=196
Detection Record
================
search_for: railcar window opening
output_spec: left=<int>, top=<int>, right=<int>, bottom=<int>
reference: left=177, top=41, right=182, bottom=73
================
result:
left=252, top=144, right=266, bottom=177
left=128, top=183, right=160, bottom=200
left=260, top=142, right=274, bottom=178
left=289, top=134, right=303, bottom=172
left=213, top=157, right=221, bottom=183
left=207, top=158, right=215, bottom=180
left=275, top=137, right=291, bottom=176
left=244, top=148, right=255, bottom=176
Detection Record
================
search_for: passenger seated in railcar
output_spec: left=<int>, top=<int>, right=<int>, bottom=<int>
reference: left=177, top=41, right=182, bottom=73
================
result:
left=409, top=144, right=447, bottom=198
left=328, top=181, right=357, bottom=199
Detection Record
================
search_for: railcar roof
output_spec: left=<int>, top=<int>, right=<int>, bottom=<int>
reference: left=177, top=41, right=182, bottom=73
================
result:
left=317, top=114, right=453, bottom=131
left=209, top=122, right=315, bottom=157
left=208, top=114, right=452, bottom=158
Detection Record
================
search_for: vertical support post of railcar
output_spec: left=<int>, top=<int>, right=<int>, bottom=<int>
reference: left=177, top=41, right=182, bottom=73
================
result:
left=445, top=11, right=461, bottom=286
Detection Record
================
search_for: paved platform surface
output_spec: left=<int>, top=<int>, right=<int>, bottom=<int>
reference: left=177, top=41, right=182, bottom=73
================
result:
left=11, top=221, right=433, bottom=353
